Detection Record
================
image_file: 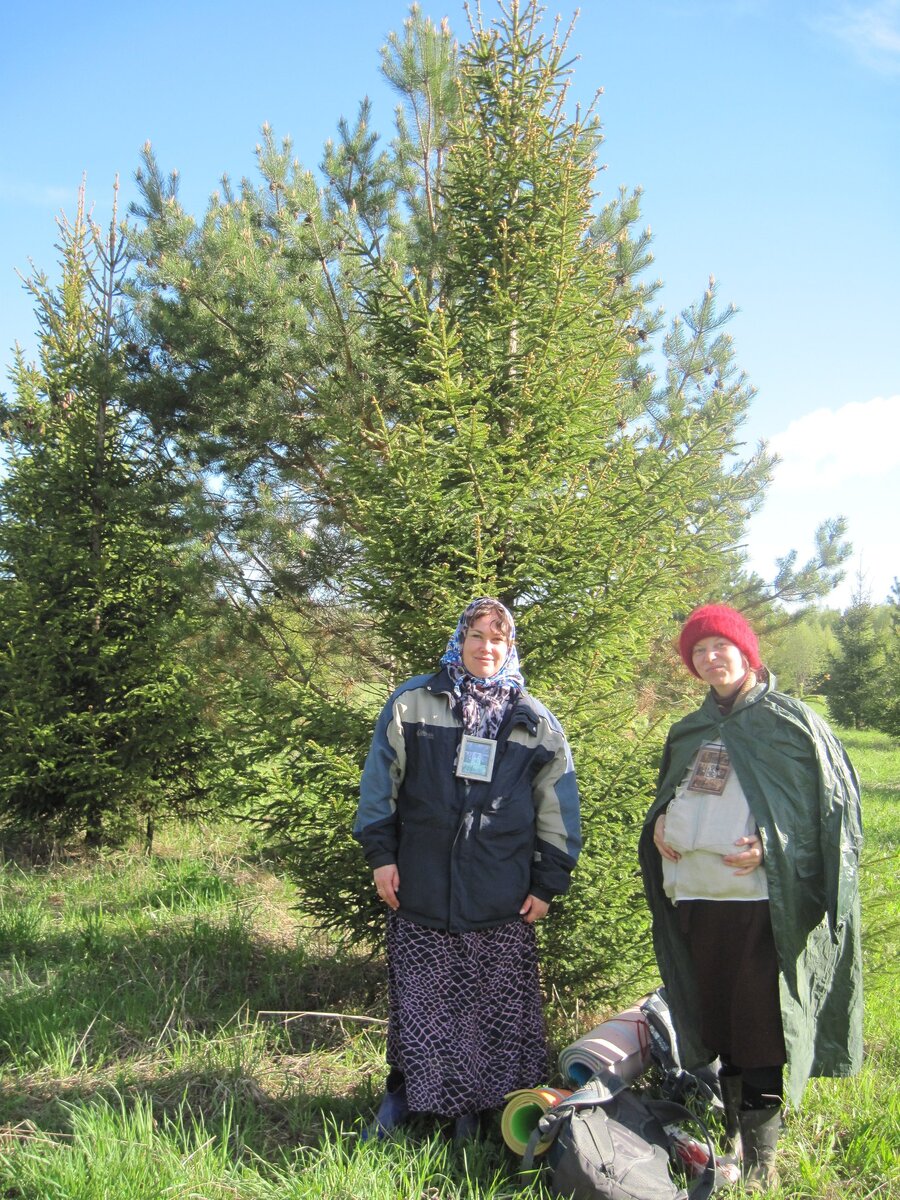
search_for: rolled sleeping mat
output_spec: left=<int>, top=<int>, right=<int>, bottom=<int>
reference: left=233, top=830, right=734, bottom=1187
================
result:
left=558, top=1000, right=652, bottom=1087
left=500, top=1086, right=572, bottom=1156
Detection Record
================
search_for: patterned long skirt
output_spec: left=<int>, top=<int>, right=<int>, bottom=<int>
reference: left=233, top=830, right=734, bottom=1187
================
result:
left=385, top=912, right=549, bottom=1117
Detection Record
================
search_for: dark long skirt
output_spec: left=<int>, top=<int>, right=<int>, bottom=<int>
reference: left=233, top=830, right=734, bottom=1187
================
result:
left=385, top=912, right=549, bottom=1117
left=678, top=898, right=787, bottom=1069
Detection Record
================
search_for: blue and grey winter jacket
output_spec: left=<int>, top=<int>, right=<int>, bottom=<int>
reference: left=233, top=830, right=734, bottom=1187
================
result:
left=354, top=668, right=581, bottom=932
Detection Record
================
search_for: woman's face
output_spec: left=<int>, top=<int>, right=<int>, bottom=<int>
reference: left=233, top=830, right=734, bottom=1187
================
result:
left=461, top=614, right=510, bottom=679
left=691, top=636, right=747, bottom=695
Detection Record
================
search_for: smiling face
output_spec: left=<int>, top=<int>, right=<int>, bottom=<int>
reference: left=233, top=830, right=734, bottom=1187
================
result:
left=690, top=636, right=748, bottom=696
left=461, top=614, right=511, bottom=680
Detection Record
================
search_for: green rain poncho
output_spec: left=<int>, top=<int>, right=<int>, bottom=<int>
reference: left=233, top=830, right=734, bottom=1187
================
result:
left=639, top=675, right=863, bottom=1105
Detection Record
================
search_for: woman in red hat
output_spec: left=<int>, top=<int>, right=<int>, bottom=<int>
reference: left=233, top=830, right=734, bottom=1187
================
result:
left=639, top=604, right=863, bottom=1189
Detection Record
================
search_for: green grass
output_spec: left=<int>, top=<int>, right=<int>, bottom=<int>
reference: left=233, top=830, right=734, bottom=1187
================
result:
left=0, top=724, right=897, bottom=1198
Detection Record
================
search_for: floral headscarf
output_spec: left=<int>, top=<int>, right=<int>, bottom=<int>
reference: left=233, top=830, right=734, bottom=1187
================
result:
left=440, top=598, right=524, bottom=738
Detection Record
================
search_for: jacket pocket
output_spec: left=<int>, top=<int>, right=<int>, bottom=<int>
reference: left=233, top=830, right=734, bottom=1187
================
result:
left=459, top=838, right=531, bottom=924
left=396, top=820, right=450, bottom=922
left=478, top=790, right=531, bottom=828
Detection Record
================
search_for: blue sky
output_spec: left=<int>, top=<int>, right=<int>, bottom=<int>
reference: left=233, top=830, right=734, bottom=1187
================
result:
left=2, top=0, right=898, bottom=607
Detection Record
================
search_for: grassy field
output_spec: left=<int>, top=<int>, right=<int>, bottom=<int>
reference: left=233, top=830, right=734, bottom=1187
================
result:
left=0, top=722, right=896, bottom=1199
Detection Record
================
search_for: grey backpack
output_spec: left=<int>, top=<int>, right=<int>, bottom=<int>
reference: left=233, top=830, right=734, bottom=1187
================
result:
left=523, top=1073, right=717, bottom=1200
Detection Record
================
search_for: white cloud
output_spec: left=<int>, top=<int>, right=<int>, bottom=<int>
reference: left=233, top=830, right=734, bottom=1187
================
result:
left=767, top=394, right=900, bottom=491
left=818, top=1, right=900, bottom=71
left=744, top=394, right=900, bottom=606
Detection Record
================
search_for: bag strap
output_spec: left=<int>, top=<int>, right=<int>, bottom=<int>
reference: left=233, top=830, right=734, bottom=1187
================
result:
left=643, top=1098, right=718, bottom=1200
left=660, top=1065, right=723, bottom=1110
left=520, top=1125, right=547, bottom=1175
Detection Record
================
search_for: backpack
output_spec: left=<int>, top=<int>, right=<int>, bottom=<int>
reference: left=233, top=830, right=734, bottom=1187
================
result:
left=523, top=1072, right=718, bottom=1200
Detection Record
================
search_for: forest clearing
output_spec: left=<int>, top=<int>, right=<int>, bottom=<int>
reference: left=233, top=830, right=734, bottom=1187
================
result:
left=0, top=721, right=895, bottom=1198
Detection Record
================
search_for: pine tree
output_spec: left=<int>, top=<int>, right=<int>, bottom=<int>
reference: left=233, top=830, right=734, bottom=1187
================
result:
left=0, top=184, right=212, bottom=849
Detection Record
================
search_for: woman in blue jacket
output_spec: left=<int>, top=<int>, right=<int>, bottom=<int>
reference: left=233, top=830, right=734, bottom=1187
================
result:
left=355, top=598, right=581, bottom=1140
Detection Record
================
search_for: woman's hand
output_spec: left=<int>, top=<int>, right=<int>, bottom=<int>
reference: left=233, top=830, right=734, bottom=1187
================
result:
left=723, top=834, right=764, bottom=875
left=373, top=864, right=400, bottom=910
left=520, top=894, right=550, bottom=924
left=653, top=813, right=680, bottom=862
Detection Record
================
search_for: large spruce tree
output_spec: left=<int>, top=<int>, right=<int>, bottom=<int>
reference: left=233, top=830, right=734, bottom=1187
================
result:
left=129, top=2, right=846, bottom=1000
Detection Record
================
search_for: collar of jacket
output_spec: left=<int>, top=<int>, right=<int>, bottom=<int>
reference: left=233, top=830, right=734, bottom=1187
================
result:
left=702, top=672, right=774, bottom=720
left=425, top=667, right=540, bottom=736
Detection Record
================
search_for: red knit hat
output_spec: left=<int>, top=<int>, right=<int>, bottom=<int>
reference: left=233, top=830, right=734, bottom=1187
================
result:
left=678, top=604, right=762, bottom=677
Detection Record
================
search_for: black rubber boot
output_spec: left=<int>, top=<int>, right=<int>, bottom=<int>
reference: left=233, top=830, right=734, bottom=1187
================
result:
left=452, top=1111, right=481, bottom=1142
left=361, top=1080, right=410, bottom=1140
left=738, top=1106, right=781, bottom=1189
left=718, top=1071, right=743, bottom=1158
